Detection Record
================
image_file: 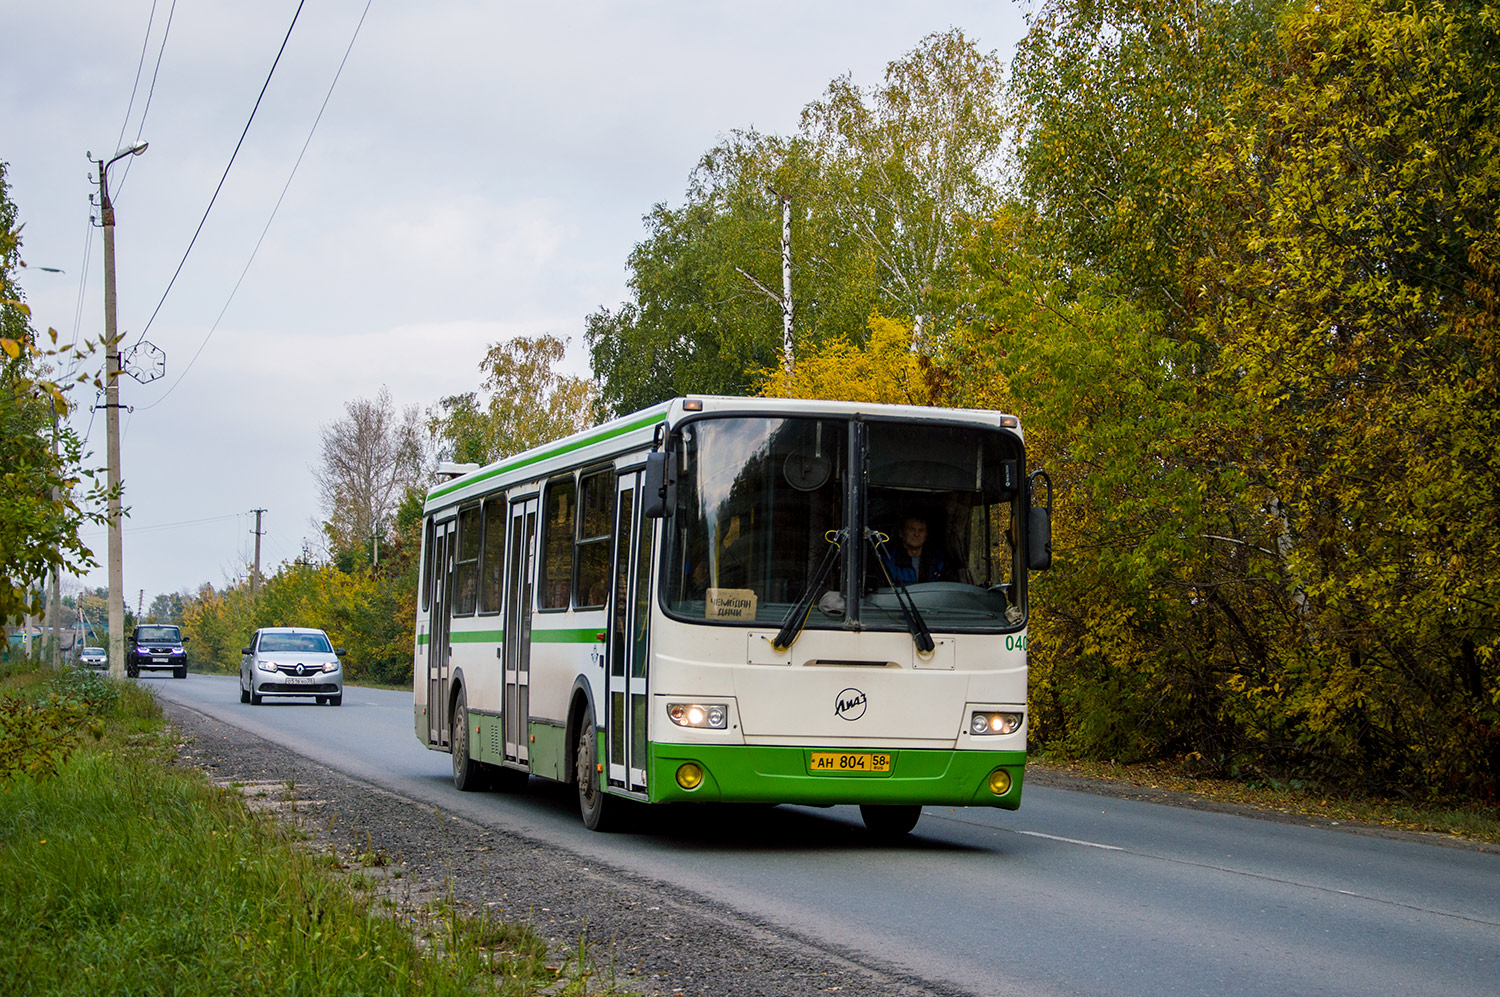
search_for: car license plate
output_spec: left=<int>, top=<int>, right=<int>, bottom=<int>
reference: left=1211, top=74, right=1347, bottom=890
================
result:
left=152, top=657, right=169, bottom=663
left=810, top=751, right=891, bottom=773
left=286, top=675, right=315, bottom=685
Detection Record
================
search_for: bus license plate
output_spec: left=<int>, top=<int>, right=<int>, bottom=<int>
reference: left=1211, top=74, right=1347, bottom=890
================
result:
left=810, top=752, right=891, bottom=773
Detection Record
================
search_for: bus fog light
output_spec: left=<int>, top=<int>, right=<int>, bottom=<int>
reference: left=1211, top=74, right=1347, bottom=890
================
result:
left=988, top=769, right=1013, bottom=795
left=971, top=711, right=1023, bottom=735
left=668, top=702, right=729, bottom=729
left=676, top=763, right=705, bottom=790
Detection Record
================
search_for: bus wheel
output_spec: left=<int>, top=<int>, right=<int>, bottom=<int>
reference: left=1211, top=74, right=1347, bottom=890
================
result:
left=860, top=804, right=921, bottom=838
left=575, top=704, right=623, bottom=831
left=452, top=687, right=485, bottom=792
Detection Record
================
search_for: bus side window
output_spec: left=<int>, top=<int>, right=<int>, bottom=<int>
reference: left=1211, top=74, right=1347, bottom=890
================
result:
left=479, top=498, right=506, bottom=614
left=421, top=518, right=434, bottom=612
left=454, top=506, right=481, bottom=615
left=575, top=469, right=615, bottom=609
left=540, top=476, right=575, bottom=610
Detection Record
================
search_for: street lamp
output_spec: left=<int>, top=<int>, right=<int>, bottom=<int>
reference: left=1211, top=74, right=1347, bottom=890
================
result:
left=92, top=139, right=147, bottom=680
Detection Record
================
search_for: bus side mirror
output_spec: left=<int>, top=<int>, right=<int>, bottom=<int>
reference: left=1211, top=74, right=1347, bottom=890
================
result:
left=642, top=450, right=676, bottom=519
left=1027, top=469, right=1053, bottom=572
left=1028, top=507, right=1052, bottom=571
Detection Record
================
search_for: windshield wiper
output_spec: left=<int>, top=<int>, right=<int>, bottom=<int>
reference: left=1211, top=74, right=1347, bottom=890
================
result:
left=866, top=529, right=936, bottom=654
left=772, top=528, right=846, bottom=652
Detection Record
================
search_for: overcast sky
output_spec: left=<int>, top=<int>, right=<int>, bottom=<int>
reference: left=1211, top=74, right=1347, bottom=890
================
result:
left=5, top=0, right=1027, bottom=607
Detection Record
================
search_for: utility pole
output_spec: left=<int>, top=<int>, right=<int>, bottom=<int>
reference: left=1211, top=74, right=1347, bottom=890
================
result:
left=250, top=508, right=267, bottom=594
left=94, top=140, right=147, bottom=680
left=49, top=407, right=61, bottom=666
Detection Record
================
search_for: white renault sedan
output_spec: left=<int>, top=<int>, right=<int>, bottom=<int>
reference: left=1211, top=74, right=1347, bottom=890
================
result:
left=239, top=627, right=346, bottom=706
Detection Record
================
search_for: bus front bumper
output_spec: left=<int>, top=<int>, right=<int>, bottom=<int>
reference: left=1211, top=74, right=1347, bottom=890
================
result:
left=647, top=744, right=1025, bottom=809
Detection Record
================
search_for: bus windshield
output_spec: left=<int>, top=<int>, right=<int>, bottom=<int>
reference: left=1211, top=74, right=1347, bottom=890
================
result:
left=662, top=415, right=1024, bottom=634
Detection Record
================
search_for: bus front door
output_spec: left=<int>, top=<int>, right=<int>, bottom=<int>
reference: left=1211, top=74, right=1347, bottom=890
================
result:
left=428, top=517, right=456, bottom=746
left=608, top=472, right=652, bottom=793
left=502, top=498, right=537, bottom=767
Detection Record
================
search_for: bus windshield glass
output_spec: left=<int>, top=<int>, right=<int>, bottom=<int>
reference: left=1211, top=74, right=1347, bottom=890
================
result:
left=662, top=415, right=1024, bottom=634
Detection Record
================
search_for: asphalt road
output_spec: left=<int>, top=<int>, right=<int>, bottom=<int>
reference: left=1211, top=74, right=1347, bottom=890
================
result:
left=146, top=671, right=1500, bottom=996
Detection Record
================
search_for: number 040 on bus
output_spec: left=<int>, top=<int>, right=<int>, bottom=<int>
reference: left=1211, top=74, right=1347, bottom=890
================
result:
left=413, top=396, right=1052, bottom=837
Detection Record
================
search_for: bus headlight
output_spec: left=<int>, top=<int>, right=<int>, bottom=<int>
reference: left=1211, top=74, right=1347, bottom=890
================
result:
left=676, top=763, right=705, bottom=790
left=668, top=703, right=728, bottom=729
left=988, top=768, right=1013, bottom=795
left=970, top=711, right=1023, bottom=736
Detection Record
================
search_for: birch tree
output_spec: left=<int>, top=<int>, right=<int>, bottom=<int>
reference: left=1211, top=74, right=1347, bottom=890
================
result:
left=314, top=387, right=426, bottom=559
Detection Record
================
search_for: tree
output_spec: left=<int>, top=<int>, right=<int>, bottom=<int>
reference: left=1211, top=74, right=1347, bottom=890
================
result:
left=801, top=28, right=1007, bottom=341
left=587, top=131, right=851, bottom=415
left=1189, top=0, right=1500, bottom=794
left=588, top=29, right=1009, bottom=415
left=428, top=334, right=596, bottom=463
left=1008, top=0, right=1281, bottom=333
left=314, top=387, right=427, bottom=562
left=757, top=313, right=953, bottom=406
left=144, top=591, right=184, bottom=624
left=979, top=0, right=1500, bottom=798
left=0, top=161, right=109, bottom=623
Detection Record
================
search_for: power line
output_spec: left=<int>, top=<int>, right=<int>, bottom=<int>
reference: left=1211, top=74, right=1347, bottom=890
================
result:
left=141, top=0, right=371, bottom=410
left=77, top=511, right=243, bottom=539
left=114, top=1, right=159, bottom=163
left=129, top=0, right=307, bottom=349
left=69, top=212, right=93, bottom=343
left=115, top=0, right=180, bottom=200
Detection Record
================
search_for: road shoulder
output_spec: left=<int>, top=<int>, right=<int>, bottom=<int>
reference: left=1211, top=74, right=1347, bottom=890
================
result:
left=160, top=698, right=975, bottom=997
left=1027, top=762, right=1500, bottom=854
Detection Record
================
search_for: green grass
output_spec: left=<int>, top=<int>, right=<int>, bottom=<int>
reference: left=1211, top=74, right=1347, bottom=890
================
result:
left=0, top=663, right=635, bottom=996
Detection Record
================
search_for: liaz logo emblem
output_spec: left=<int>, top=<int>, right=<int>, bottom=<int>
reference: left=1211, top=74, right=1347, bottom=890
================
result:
left=834, top=688, right=867, bottom=721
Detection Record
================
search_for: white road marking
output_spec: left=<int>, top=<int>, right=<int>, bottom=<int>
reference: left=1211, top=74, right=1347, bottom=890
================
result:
left=1014, top=829, right=1124, bottom=850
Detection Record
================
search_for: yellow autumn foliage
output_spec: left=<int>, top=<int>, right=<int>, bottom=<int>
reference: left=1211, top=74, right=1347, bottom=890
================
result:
left=756, top=314, right=957, bottom=406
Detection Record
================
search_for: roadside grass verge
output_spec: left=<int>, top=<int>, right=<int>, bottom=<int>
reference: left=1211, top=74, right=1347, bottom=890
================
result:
left=1030, top=754, right=1500, bottom=845
left=0, top=662, right=632, bottom=996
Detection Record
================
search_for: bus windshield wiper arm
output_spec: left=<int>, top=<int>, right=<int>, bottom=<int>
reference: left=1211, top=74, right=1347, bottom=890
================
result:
left=867, top=529, right=936, bottom=654
left=772, top=529, right=845, bottom=652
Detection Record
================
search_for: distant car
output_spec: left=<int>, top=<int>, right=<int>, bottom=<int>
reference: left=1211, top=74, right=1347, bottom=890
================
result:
left=129, top=624, right=188, bottom=678
left=79, top=646, right=107, bottom=669
left=240, top=627, right=345, bottom=706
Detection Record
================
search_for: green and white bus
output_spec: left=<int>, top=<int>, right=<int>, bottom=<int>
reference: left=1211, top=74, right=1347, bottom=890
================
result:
left=414, top=396, right=1052, bottom=834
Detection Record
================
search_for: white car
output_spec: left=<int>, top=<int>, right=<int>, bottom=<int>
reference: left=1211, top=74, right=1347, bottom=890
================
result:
left=79, top=646, right=107, bottom=669
left=239, top=627, right=345, bottom=706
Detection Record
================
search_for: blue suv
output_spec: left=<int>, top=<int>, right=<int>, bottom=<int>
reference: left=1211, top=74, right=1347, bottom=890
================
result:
left=128, top=624, right=188, bottom=679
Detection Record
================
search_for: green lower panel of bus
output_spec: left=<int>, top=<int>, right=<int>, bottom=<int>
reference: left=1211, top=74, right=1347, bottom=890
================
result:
left=646, top=743, right=1026, bottom=810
